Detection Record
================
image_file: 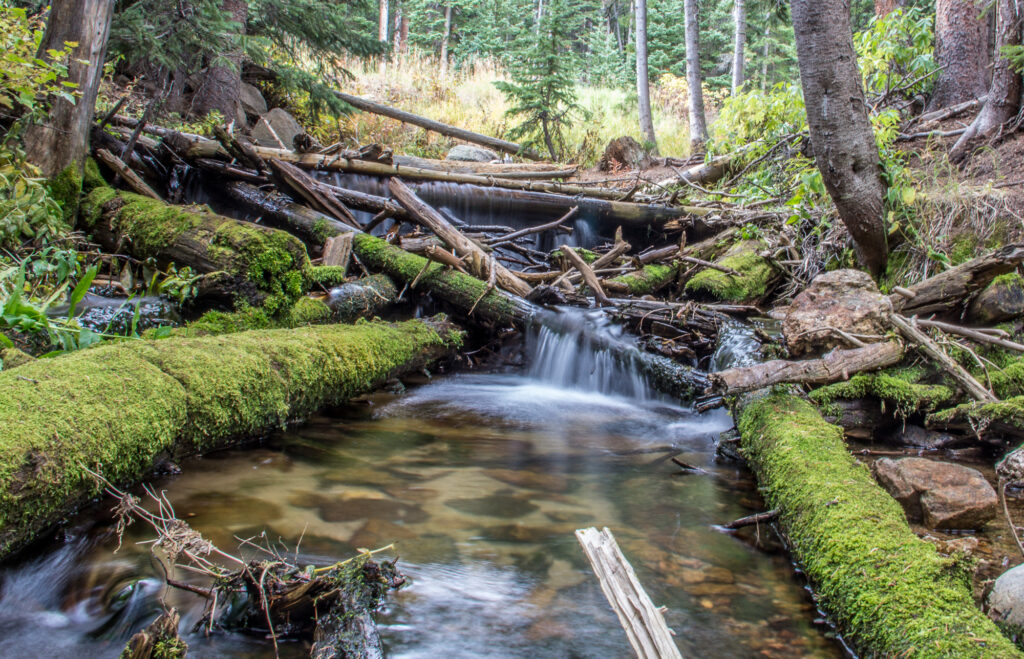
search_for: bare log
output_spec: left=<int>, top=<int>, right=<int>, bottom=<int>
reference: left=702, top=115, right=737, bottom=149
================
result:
left=655, top=154, right=734, bottom=188
left=388, top=178, right=532, bottom=297
left=891, top=244, right=1024, bottom=316
left=711, top=341, right=904, bottom=395
left=915, top=318, right=1024, bottom=353
left=575, top=527, right=682, bottom=659
left=891, top=313, right=997, bottom=402
left=270, top=159, right=360, bottom=228
left=332, top=90, right=544, bottom=160
left=94, top=149, right=160, bottom=199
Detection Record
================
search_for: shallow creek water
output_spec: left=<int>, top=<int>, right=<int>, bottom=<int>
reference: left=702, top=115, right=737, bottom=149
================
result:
left=0, top=314, right=843, bottom=658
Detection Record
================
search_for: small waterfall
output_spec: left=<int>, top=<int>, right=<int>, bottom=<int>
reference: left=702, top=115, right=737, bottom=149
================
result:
left=527, top=307, right=652, bottom=400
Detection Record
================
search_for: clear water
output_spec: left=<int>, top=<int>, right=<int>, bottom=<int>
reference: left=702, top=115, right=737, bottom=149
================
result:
left=0, top=313, right=841, bottom=658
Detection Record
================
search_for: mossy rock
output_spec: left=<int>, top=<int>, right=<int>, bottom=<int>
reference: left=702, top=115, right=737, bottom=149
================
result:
left=309, top=265, right=350, bottom=288
left=684, top=239, right=775, bottom=303
left=738, top=392, right=1022, bottom=657
left=0, top=317, right=462, bottom=559
left=0, top=347, right=35, bottom=371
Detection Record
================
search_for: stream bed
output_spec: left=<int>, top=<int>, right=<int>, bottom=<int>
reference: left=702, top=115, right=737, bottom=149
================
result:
left=0, top=316, right=844, bottom=657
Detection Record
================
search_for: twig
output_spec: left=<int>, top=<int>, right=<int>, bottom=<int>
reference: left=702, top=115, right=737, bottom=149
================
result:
left=890, top=314, right=997, bottom=402
left=720, top=509, right=779, bottom=530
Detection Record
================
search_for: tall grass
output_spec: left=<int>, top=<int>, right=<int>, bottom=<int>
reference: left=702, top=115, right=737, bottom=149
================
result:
left=324, top=51, right=691, bottom=165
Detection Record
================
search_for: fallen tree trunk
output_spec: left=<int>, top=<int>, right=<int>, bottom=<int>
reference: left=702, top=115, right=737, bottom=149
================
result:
left=711, top=341, right=904, bottom=395
left=0, top=316, right=463, bottom=560
left=735, top=391, right=1022, bottom=657
left=654, top=154, right=734, bottom=188
left=892, top=243, right=1024, bottom=316
left=81, top=178, right=310, bottom=312
left=332, top=90, right=544, bottom=160
left=393, top=155, right=576, bottom=178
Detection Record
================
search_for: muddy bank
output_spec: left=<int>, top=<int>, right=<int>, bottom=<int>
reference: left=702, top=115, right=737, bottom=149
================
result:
left=0, top=316, right=462, bottom=559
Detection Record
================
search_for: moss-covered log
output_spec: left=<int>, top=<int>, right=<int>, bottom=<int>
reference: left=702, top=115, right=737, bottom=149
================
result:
left=684, top=239, right=775, bottom=303
left=607, top=263, right=680, bottom=295
left=324, top=274, right=398, bottom=322
left=927, top=396, right=1024, bottom=440
left=80, top=184, right=311, bottom=314
left=0, top=317, right=462, bottom=559
left=809, top=366, right=956, bottom=417
left=737, top=391, right=1021, bottom=657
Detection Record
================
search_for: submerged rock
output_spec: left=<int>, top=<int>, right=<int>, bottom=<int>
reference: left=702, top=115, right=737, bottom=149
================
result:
left=989, top=563, right=1024, bottom=629
left=443, top=493, right=538, bottom=518
left=482, top=468, right=573, bottom=493
left=871, top=457, right=997, bottom=529
left=318, top=497, right=429, bottom=524
left=445, top=144, right=498, bottom=162
left=781, top=269, right=889, bottom=357
left=888, top=424, right=960, bottom=449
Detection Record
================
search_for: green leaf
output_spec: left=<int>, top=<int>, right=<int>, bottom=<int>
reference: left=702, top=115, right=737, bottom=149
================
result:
left=67, top=265, right=97, bottom=318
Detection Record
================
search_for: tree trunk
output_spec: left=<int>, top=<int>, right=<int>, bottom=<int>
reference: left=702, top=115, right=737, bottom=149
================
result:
left=378, top=0, right=389, bottom=42
left=760, top=18, right=770, bottom=90
left=731, top=0, right=746, bottom=94
left=192, top=0, right=246, bottom=123
left=683, top=0, right=708, bottom=150
left=792, top=0, right=889, bottom=277
left=874, top=0, right=906, bottom=17
left=23, top=0, right=114, bottom=177
left=928, top=0, right=989, bottom=111
left=950, top=0, right=1021, bottom=160
left=635, top=0, right=658, bottom=150
left=440, top=3, right=453, bottom=76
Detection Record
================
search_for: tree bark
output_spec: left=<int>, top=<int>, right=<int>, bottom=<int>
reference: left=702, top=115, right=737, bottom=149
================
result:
left=950, top=0, right=1021, bottom=160
left=874, top=0, right=906, bottom=17
left=192, top=0, right=247, bottom=123
left=928, top=0, right=989, bottom=111
left=440, top=2, right=453, bottom=76
left=792, top=0, right=889, bottom=277
left=731, top=0, right=746, bottom=94
left=635, top=0, right=658, bottom=150
left=683, top=0, right=708, bottom=150
left=379, top=0, right=389, bottom=42
left=23, top=0, right=114, bottom=177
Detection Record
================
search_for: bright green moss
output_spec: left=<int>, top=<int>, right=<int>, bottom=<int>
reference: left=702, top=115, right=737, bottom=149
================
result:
left=0, top=347, right=35, bottom=370
left=309, top=265, right=350, bottom=288
left=809, top=367, right=955, bottom=417
left=82, top=158, right=106, bottom=192
left=79, top=186, right=118, bottom=228
left=989, top=359, right=1024, bottom=400
left=950, top=233, right=978, bottom=265
left=609, top=263, right=679, bottom=295
left=0, top=318, right=462, bottom=559
left=551, top=247, right=598, bottom=264
left=151, top=297, right=332, bottom=339
left=928, top=395, right=1024, bottom=431
left=738, top=392, right=1022, bottom=658
left=352, top=232, right=520, bottom=325
left=685, top=240, right=775, bottom=302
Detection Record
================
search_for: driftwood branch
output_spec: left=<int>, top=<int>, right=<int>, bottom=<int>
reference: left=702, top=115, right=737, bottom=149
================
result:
left=575, top=527, right=682, bottom=659
left=560, top=243, right=612, bottom=306
left=711, top=341, right=904, bottom=395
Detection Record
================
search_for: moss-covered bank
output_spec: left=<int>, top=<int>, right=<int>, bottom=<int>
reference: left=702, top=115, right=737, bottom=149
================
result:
left=0, top=317, right=462, bottom=559
left=809, top=367, right=955, bottom=417
left=737, top=391, right=1021, bottom=658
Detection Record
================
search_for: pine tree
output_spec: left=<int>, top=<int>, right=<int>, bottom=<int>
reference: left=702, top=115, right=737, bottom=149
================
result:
left=493, top=0, right=586, bottom=159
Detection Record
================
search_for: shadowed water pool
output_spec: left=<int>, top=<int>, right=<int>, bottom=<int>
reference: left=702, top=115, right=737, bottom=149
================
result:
left=0, top=370, right=842, bottom=658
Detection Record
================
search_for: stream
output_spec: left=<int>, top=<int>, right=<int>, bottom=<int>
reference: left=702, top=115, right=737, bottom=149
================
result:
left=0, top=309, right=844, bottom=657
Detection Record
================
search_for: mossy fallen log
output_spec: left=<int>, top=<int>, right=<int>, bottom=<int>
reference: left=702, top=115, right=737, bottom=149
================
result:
left=736, top=391, right=1021, bottom=658
left=927, top=395, right=1024, bottom=440
left=80, top=183, right=311, bottom=314
left=606, top=263, right=680, bottom=295
left=0, top=316, right=462, bottom=559
left=808, top=366, right=956, bottom=418
left=684, top=239, right=775, bottom=303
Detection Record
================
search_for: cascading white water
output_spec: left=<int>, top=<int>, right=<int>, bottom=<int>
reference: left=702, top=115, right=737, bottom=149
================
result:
left=527, top=307, right=653, bottom=400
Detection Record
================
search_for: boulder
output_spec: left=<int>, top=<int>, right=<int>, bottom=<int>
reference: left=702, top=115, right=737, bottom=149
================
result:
left=239, top=82, right=268, bottom=118
left=445, top=144, right=498, bottom=162
left=989, top=562, right=1024, bottom=629
left=251, top=108, right=304, bottom=149
left=871, top=457, right=997, bottom=529
left=967, top=273, right=1024, bottom=324
left=781, top=269, right=890, bottom=357
left=598, top=136, right=652, bottom=171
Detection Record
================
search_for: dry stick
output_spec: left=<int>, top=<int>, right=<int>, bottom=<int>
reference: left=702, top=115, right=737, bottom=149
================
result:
left=915, top=318, right=1024, bottom=353
left=560, top=243, right=612, bottom=306
left=891, top=314, right=998, bottom=402
left=95, top=149, right=161, bottom=199
left=680, top=255, right=740, bottom=275
left=388, top=178, right=533, bottom=297
left=486, top=206, right=579, bottom=244
left=552, top=236, right=632, bottom=290
left=720, top=508, right=779, bottom=530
